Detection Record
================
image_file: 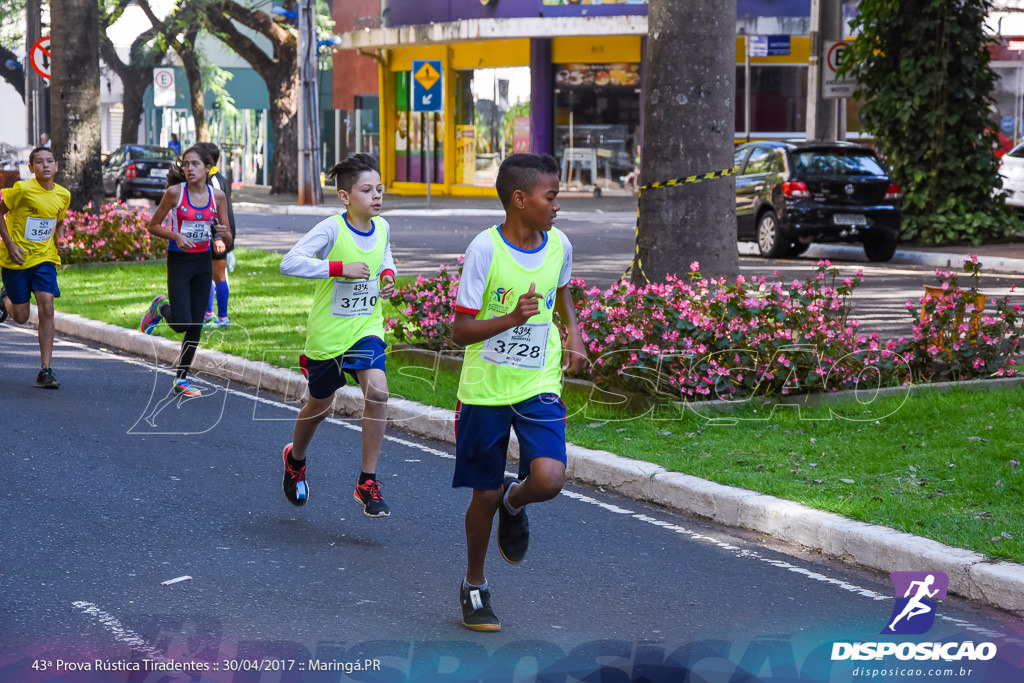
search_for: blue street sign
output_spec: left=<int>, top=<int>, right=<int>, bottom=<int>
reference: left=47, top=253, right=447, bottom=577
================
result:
left=749, top=35, right=791, bottom=57
left=412, top=59, right=443, bottom=113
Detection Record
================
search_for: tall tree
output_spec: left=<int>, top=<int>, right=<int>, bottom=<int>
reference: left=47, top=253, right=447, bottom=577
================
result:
left=843, top=0, right=1015, bottom=244
left=0, top=0, right=26, bottom=100
left=206, top=0, right=298, bottom=193
left=98, top=0, right=171, bottom=145
left=633, top=0, right=738, bottom=285
left=50, top=0, right=103, bottom=209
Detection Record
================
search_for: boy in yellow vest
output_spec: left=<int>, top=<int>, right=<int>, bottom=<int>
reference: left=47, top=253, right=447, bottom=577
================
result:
left=278, top=153, right=396, bottom=517
left=451, top=153, right=586, bottom=631
left=0, top=146, right=72, bottom=389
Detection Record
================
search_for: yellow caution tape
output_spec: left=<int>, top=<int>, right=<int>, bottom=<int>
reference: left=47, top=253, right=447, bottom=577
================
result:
left=623, top=166, right=737, bottom=283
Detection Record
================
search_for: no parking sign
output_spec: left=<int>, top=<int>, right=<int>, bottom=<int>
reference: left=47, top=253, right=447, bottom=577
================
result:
left=153, top=67, right=176, bottom=107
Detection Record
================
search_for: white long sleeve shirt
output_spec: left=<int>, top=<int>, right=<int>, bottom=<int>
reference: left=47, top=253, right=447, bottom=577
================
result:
left=280, top=214, right=396, bottom=280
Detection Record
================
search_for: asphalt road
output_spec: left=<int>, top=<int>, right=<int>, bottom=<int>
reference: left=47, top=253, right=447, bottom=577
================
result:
left=2, top=323, right=1023, bottom=682
left=235, top=210, right=1024, bottom=341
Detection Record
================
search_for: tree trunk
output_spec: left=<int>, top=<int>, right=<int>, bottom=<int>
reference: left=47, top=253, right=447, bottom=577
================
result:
left=177, top=29, right=210, bottom=143
left=206, top=0, right=298, bottom=194
left=50, top=0, right=104, bottom=210
left=633, top=0, right=738, bottom=285
left=268, top=74, right=299, bottom=193
left=120, top=75, right=150, bottom=145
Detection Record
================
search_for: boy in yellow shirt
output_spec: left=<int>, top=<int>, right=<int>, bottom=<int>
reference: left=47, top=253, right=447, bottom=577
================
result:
left=0, top=146, right=71, bottom=389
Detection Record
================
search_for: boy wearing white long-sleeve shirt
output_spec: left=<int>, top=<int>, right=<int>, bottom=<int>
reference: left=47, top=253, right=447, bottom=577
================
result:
left=278, top=153, right=397, bottom=517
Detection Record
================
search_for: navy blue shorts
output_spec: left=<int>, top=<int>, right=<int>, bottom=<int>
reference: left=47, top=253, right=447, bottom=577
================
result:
left=453, top=393, right=567, bottom=490
left=301, top=336, right=387, bottom=400
left=1, top=262, right=60, bottom=305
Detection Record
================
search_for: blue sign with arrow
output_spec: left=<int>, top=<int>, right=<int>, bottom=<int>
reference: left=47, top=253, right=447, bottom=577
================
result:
left=412, top=59, right=443, bottom=113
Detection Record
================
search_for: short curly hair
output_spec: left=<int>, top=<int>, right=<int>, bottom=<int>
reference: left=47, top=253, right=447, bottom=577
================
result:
left=495, top=153, right=559, bottom=209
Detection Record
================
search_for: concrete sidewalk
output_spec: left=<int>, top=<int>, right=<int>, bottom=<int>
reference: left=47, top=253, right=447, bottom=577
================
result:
left=21, top=304, right=1024, bottom=617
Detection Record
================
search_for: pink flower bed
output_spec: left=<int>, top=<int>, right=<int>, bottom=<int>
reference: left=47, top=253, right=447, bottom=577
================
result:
left=62, top=202, right=164, bottom=264
left=388, top=257, right=1020, bottom=400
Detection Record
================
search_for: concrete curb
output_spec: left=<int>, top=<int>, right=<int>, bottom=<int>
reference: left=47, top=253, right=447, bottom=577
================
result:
left=35, top=308, right=1024, bottom=615
left=738, top=241, right=1024, bottom=274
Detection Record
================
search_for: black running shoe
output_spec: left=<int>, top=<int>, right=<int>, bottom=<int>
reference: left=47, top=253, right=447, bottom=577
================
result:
left=354, top=479, right=391, bottom=518
left=459, top=583, right=500, bottom=632
left=35, top=367, right=59, bottom=389
left=0, top=287, right=8, bottom=323
left=497, top=476, right=529, bottom=564
left=282, top=443, right=308, bottom=506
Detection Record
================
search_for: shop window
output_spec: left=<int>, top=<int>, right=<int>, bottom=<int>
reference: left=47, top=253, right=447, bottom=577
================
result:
left=454, top=67, right=531, bottom=187
left=553, top=62, right=641, bottom=191
left=393, top=71, right=443, bottom=185
left=992, top=65, right=1021, bottom=153
left=736, top=65, right=808, bottom=138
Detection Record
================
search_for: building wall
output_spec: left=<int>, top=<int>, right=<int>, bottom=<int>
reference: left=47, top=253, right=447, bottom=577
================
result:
left=385, top=0, right=648, bottom=25
left=332, top=0, right=381, bottom=110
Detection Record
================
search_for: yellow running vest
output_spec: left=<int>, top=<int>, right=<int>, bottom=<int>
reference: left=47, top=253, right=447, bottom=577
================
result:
left=304, top=215, right=388, bottom=360
left=457, top=226, right=565, bottom=406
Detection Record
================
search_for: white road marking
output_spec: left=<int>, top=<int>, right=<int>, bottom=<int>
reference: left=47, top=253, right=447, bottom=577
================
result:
left=71, top=601, right=170, bottom=662
left=15, top=331, right=1015, bottom=647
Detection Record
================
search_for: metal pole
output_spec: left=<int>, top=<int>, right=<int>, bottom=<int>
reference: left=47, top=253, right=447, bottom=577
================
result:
left=744, top=35, right=751, bottom=142
left=806, top=0, right=841, bottom=141
left=25, top=0, right=42, bottom=146
left=297, top=0, right=322, bottom=204
left=425, top=114, right=432, bottom=208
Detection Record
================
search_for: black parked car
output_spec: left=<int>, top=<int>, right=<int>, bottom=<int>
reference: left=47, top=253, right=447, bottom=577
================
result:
left=734, top=140, right=902, bottom=262
left=102, top=144, right=179, bottom=201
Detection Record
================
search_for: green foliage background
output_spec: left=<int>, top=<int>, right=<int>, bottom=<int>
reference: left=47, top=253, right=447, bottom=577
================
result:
left=841, top=0, right=1021, bottom=245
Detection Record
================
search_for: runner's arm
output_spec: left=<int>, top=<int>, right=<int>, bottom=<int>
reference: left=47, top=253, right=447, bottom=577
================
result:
left=279, top=218, right=339, bottom=279
left=555, top=286, right=586, bottom=373
left=212, top=188, right=233, bottom=247
left=147, top=186, right=192, bottom=249
left=0, top=201, right=25, bottom=265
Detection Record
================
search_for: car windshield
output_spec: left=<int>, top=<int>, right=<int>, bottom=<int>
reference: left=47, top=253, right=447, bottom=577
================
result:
left=126, top=146, right=178, bottom=161
left=792, top=151, right=886, bottom=177
left=1007, top=144, right=1024, bottom=159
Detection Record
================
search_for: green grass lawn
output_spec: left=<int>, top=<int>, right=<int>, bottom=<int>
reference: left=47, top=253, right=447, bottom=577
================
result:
left=55, top=249, right=1024, bottom=564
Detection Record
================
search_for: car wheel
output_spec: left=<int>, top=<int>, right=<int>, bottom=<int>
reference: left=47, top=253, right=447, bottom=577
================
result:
left=864, top=235, right=898, bottom=262
left=115, top=181, right=127, bottom=203
left=756, top=210, right=788, bottom=258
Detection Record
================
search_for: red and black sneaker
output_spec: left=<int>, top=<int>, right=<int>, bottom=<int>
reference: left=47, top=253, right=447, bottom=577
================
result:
left=354, top=479, right=390, bottom=518
left=282, top=443, right=308, bottom=506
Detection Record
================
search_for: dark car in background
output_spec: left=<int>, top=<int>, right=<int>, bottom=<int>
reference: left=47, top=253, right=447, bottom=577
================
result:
left=733, top=140, right=902, bottom=262
left=102, top=144, right=179, bottom=202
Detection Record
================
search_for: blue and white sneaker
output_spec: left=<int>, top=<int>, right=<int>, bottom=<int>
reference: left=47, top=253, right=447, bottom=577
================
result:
left=172, top=378, right=202, bottom=398
left=140, top=294, right=167, bottom=334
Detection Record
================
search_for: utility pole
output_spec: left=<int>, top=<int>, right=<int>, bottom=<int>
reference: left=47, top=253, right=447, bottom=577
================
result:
left=806, top=0, right=843, bottom=141
left=297, top=0, right=322, bottom=205
left=25, top=0, right=46, bottom=146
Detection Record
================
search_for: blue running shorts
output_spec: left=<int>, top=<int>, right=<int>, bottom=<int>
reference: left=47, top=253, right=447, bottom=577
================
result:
left=301, top=336, right=387, bottom=400
left=453, top=393, right=567, bottom=490
left=1, top=262, right=60, bottom=305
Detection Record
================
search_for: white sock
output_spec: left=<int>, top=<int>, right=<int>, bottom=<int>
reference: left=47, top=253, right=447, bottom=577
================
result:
left=503, top=480, right=523, bottom=515
left=463, top=579, right=488, bottom=592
